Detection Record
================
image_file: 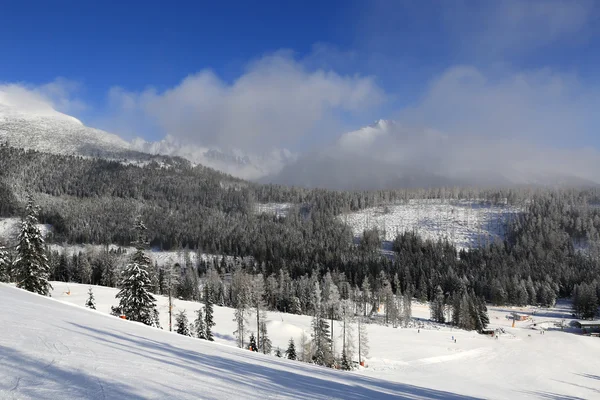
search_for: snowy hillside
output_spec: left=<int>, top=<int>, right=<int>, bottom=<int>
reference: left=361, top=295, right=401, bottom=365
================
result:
left=0, top=101, right=293, bottom=180
left=0, top=104, right=133, bottom=156
left=341, top=200, right=521, bottom=250
left=0, top=284, right=462, bottom=400
left=3, top=282, right=599, bottom=399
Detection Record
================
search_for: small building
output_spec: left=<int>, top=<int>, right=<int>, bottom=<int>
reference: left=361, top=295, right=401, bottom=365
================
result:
left=573, top=320, right=600, bottom=335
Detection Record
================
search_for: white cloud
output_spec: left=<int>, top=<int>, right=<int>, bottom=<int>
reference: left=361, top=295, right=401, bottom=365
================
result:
left=0, top=78, right=85, bottom=116
left=106, top=52, right=385, bottom=153
left=323, top=66, right=600, bottom=186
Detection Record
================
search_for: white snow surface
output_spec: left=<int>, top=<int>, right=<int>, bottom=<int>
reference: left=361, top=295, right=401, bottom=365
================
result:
left=2, top=282, right=600, bottom=399
left=341, top=200, right=521, bottom=250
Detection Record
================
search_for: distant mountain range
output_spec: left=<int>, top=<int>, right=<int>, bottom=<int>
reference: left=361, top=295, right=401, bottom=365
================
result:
left=1, top=103, right=597, bottom=190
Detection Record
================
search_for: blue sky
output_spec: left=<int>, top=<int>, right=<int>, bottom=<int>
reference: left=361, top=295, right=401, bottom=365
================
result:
left=1, top=0, right=599, bottom=153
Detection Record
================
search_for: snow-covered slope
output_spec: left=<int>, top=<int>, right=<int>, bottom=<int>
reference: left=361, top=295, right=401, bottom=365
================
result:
left=0, top=100, right=295, bottom=180
left=0, top=104, right=133, bottom=157
left=3, top=282, right=600, bottom=399
left=1, top=284, right=461, bottom=400
left=341, top=199, right=521, bottom=250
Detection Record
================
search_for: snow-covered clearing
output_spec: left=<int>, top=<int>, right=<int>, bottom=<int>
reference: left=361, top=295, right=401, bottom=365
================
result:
left=3, top=282, right=599, bottom=399
left=341, top=200, right=521, bottom=250
left=0, top=218, right=50, bottom=243
left=254, top=203, right=294, bottom=218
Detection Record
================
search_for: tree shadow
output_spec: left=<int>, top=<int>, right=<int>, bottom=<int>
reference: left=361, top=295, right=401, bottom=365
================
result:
left=66, top=322, right=481, bottom=399
left=519, top=391, right=587, bottom=400
left=0, top=345, right=161, bottom=399
left=577, top=373, right=600, bottom=381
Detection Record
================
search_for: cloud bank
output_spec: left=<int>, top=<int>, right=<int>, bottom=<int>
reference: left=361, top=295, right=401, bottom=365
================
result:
left=274, top=66, right=600, bottom=189
left=105, top=52, right=384, bottom=154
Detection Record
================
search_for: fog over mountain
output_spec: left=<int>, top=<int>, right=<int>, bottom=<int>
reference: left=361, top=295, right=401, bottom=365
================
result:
left=2, top=63, right=600, bottom=190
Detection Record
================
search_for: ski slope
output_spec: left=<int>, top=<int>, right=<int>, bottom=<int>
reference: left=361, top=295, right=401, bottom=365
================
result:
left=1, top=284, right=472, bottom=400
left=3, top=282, right=600, bottom=399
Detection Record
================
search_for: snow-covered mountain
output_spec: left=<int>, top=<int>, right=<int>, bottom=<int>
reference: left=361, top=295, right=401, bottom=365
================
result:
left=2, top=98, right=597, bottom=189
left=0, top=101, right=294, bottom=179
left=0, top=104, right=133, bottom=157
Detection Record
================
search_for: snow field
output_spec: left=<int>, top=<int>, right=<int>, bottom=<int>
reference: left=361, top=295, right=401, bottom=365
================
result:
left=40, top=282, right=600, bottom=399
left=340, top=200, right=521, bottom=250
left=0, top=284, right=418, bottom=400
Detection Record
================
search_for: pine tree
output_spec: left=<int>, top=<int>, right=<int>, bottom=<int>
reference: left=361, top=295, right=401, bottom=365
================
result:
left=248, top=332, right=258, bottom=351
left=116, top=262, right=160, bottom=326
left=311, top=281, right=333, bottom=367
left=0, top=245, right=9, bottom=282
left=194, top=307, right=206, bottom=339
left=430, top=285, right=445, bottom=323
left=204, top=284, right=215, bottom=341
left=341, top=348, right=352, bottom=371
left=85, top=287, right=96, bottom=310
left=260, top=321, right=272, bottom=355
left=15, top=195, right=52, bottom=295
left=275, top=347, right=282, bottom=357
left=114, top=217, right=160, bottom=327
left=175, top=310, right=191, bottom=336
left=286, top=338, right=297, bottom=360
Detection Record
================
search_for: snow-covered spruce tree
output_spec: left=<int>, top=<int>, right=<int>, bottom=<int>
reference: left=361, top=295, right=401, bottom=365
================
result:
left=340, top=299, right=356, bottom=366
left=311, top=281, right=333, bottom=367
left=0, top=245, right=9, bottom=282
left=15, top=195, right=52, bottom=296
left=194, top=307, right=206, bottom=339
left=341, top=349, right=351, bottom=371
left=430, top=285, right=446, bottom=323
left=248, top=332, right=258, bottom=352
left=275, top=348, right=282, bottom=357
left=114, top=217, right=160, bottom=327
left=361, top=279, right=372, bottom=316
left=85, top=287, right=96, bottom=310
left=204, top=284, right=215, bottom=341
left=286, top=338, right=297, bottom=360
left=175, top=310, right=191, bottom=336
left=259, top=321, right=272, bottom=355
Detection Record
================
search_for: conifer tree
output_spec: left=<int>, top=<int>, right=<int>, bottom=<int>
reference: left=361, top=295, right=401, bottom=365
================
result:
left=286, top=338, right=297, bottom=360
left=311, top=281, right=333, bottom=367
left=194, top=307, right=206, bottom=339
left=248, top=332, right=258, bottom=351
left=430, top=285, right=446, bottom=323
left=115, top=217, right=160, bottom=327
left=85, top=287, right=96, bottom=310
left=0, top=245, right=9, bottom=282
left=260, top=321, right=272, bottom=355
left=275, top=348, right=282, bottom=357
left=175, top=310, right=191, bottom=336
left=15, top=195, right=52, bottom=295
left=341, top=349, right=352, bottom=371
left=204, top=284, right=215, bottom=341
